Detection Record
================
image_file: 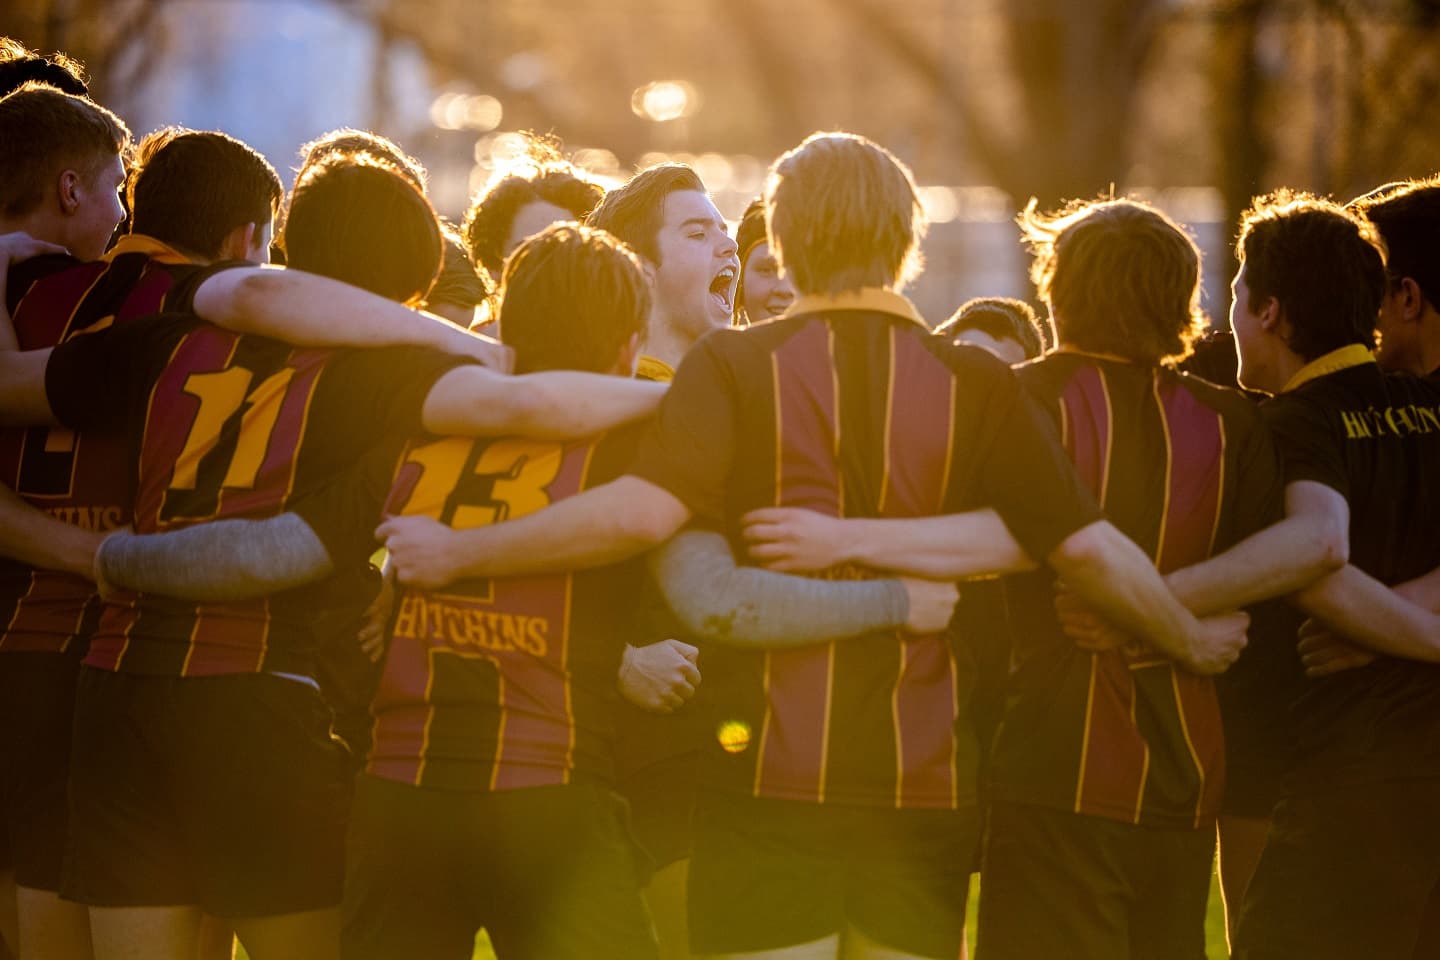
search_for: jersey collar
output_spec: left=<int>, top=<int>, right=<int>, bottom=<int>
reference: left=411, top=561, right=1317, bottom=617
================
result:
left=784, top=287, right=927, bottom=329
left=1282, top=343, right=1376, bottom=393
left=101, top=234, right=193, bottom=266
left=636, top=355, right=675, bottom=383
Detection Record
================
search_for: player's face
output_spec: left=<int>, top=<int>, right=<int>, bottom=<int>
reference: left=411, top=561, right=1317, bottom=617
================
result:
left=70, top=154, right=126, bottom=262
left=740, top=242, right=795, bottom=323
left=652, top=190, right=739, bottom=343
left=1228, top=264, right=1275, bottom=393
left=953, top=328, right=1028, bottom=366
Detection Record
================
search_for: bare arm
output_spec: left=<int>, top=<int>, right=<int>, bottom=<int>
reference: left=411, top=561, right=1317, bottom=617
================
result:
left=1395, top=566, right=1440, bottom=613
left=420, top=366, right=666, bottom=439
left=650, top=528, right=955, bottom=647
left=1164, top=480, right=1349, bottom=616
left=740, top=506, right=1035, bottom=579
left=95, top=513, right=333, bottom=601
left=1048, top=520, right=1248, bottom=674
left=0, top=486, right=102, bottom=578
left=191, top=266, right=512, bottom=368
left=380, top=475, right=691, bottom=589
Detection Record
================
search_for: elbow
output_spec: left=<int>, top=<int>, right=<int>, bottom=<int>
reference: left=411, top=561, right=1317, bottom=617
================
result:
left=1312, top=515, right=1349, bottom=573
left=618, top=506, right=675, bottom=553
left=1048, top=520, right=1111, bottom=577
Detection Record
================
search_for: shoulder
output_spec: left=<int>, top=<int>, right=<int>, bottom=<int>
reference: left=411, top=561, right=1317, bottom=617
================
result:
left=8, top=254, right=91, bottom=312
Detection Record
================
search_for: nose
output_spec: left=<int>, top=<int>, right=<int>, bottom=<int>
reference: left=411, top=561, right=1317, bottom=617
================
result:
left=718, top=231, right=738, bottom=260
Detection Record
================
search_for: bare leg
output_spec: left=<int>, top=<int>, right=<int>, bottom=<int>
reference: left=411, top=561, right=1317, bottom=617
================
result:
left=195, top=914, right=234, bottom=960
left=1217, top=815, right=1271, bottom=946
left=647, top=858, right=692, bottom=960
left=230, top=906, right=339, bottom=960
left=842, top=925, right=948, bottom=960
left=89, top=905, right=202, bottom=960
left=17, top=886, right=93, bottom=959
left=699, top=934, right=840, bottom=960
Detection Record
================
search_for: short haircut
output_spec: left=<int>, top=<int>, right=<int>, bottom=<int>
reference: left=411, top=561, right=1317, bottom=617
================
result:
left=764, top=131, right=926, bottom=296
left=498, top=223, right=650, bottom=375
left=0, top=38, right=87, bottom=96
left=586, top=163, right=704, bottom=264
left=1351, top=176, right=1440, bottom=312
left=465, top=134, right=606, bottom=274
left=280, top=151, right=443, bottom=305
left=1238, top=190, right=1386, bottom=361
left=1021, top=197, right=1204, bottom=364
left=936, top=297, right=1045, bottom=360
left=735, top=197, right=768, bottom=264
left=298, top=127, right=427, bottom=193
left=428, top=223, right=492, bottom=310
left=0, top=83, right=129, bottom=219
left=127, top=127, right=282, bottom=259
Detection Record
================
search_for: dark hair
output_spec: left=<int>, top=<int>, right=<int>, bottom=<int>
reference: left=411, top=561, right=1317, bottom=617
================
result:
left=498, top=223, right=651, bottom=375
left=936, top=297, right=1045, bottom=360
left=1352, top=177, right=1440, bottom=313
left=1179, top=327, right=1242, bottom=390
left=587, top=163, right=705, bottom=264
left=1238, top=191, right=1386, bottom=360
left=1021, top=197, right=1204, bottom=364
left=280, top=151, right=443, bottom=305
left=764, top=132, right=926, bottom=296
left=128, top=127, right=282, bottom=259
left=0, top=83, right=129, bottom=218
left=0, top=39, right=87, bottom=96
left=464, top=134, right=606, bottom=275
left=298, top=127, right=427, bottom=193
left=428, top=223, right=492, bottom=310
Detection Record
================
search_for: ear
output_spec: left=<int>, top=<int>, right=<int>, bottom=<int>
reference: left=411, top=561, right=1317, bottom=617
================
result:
left=56, top=169, right=83, bottom=215
left=615, top=330, right=642, bottom=377
left=1398, top=277, right=1426, bottom=323
left=217, top=222, right=257, bottom=262
left=1256, top=294, right=1282, bottom=333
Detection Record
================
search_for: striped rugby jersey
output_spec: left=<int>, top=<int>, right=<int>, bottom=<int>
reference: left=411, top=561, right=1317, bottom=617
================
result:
left=628, top=288, right=1102, bottom=810
left=990, top=352, right=1282, bottom=828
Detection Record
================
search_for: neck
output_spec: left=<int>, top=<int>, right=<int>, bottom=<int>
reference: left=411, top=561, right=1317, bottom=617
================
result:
left=1270, top=349, right=1308, bottom=393
left=644, top=314, right=696, bottom=370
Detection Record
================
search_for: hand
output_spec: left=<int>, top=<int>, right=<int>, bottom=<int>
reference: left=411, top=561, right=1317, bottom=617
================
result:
left=357, top=564, right=397, bottom=663
left=741, top=507, right=853, bottom=573
left=0, top=231, right=67, bottom=269
left=899, top=577, right=959, bottom=634
left=618, top=639, right=701, bottom=713
left=1054, top=587, right=1129, bottom=652
left=1180, top=611, right=1249, bottom=675
left=1297, top=618, right=1376, bottom=677
left=375, top=515, right=465, bottom=590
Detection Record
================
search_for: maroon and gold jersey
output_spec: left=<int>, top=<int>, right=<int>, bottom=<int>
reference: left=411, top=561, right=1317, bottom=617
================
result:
left=0, top=237, right=214, bottom=654
left=366, top=423, right=646, bottom=791
left=989, top=353, right=1283, bottom=829
left=627, top=289, right=1102, bottom=810
left=43, top=311, right=465, bottom=677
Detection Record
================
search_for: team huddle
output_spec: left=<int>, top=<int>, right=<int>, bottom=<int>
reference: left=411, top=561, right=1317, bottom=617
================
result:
left=2, top=35, right=1440, bottom=960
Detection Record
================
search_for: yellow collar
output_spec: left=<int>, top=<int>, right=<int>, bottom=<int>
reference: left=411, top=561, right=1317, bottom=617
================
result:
left=1282, top=344, right=1376, bottom=393
left=102, top=234, right=193, bottom=266
left=784, top=287, right=927, bottom=329
left=636, top=355, right=675, bottom=383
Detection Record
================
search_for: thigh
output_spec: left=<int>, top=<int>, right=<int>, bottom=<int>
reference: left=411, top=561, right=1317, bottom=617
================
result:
left=845, top=807, right=976, bottom=960
left=1235, top=782, right=1440, bottom=960
left=340, top=777, right=475, bottom=960
left=688, top=794, right=848, bottom=956
left=977, top=802, right=1130, bottom=960
left=62, top=669, right=194, bottom=908
left=479, top=783, right=658, bottom=960
left=175, top=676, right=351, bottom=919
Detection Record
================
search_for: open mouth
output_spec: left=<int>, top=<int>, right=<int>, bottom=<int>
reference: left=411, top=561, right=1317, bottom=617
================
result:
left=709, top=266, right=737, bottom=313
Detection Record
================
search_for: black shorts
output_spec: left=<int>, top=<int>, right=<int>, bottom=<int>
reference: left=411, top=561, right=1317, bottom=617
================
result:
left=0, top=651, right=80, bottom=892
left=977, top=800, right=1213, bottom=960
left=341, top=774, right=657, bottom=960
left=63, top=667, right=351, bottom=917
left=1233, top=779, right=1440, bottom=960
left=687, top=792, right=977, bottom=958
left=615, top=751, right=700, bottom=872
